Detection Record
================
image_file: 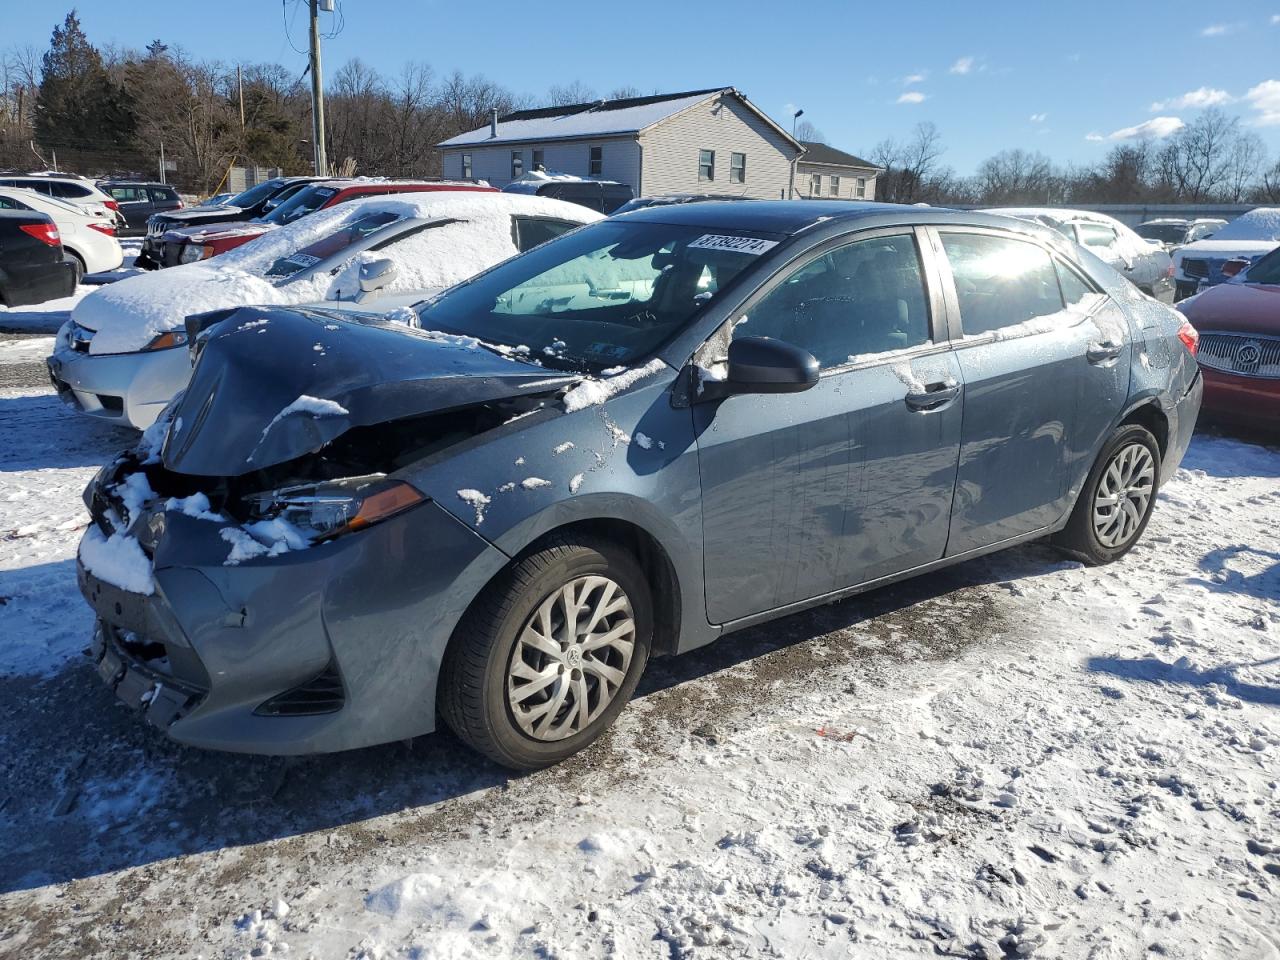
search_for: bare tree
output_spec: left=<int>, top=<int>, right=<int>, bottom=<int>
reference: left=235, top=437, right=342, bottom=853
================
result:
left=545, top=81, right=596, bottom=107
left=1225, top=131, right=1266, bottom=202
left=870, top=122, right=945, bottom=203
left=793, top=119, right=825, bottom=144
left=1158, top=108, right=1239, bottom=202
left=607, top=85, right=641, bottom=100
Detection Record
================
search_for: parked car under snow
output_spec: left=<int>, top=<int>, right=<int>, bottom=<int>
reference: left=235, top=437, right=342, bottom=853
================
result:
left=46, top=192, right=600, bottom=428
left=76, top=201, right=1202, bottom=769
left=1171, top=207, right=1280, bottom=301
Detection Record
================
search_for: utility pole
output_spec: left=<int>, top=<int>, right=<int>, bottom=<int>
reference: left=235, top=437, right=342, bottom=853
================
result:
left=159, top=141, right=166, bottom=185
left=308, top=0, right=328, bottom=177
left=237, top=64, right=245, bottom=132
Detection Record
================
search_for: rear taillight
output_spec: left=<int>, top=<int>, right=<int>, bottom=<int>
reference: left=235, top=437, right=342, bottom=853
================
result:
left=88, top=221, right=116, bottom=236
left=103, top=199, right=120, bottom=212
left=1165, top=262, right=1175, bottom=278
left=19, top=223, right=61, bottom=247
left=1177, top=320, right=1199, bottom=356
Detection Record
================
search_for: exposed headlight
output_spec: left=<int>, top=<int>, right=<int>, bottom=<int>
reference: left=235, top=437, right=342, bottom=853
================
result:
left=243, top=475, right=425, bottom=543
left=143, top=330, right=189, bottom=351
left=180, top=244, right=212, bottom=264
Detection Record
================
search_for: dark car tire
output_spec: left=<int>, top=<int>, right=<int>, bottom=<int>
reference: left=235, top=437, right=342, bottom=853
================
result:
left=1053, top=423, right=1161, bottom=565
left=438, top=535, right=652, bottom=770
left=64, top=251, right=84, bottom=285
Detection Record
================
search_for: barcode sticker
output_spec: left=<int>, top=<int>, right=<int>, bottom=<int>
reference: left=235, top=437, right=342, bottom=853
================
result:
left=687, top=234, right=779, bottom=255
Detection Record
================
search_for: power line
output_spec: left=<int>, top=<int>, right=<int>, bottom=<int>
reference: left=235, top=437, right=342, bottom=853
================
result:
left=281, top=0, right=308, bottom=57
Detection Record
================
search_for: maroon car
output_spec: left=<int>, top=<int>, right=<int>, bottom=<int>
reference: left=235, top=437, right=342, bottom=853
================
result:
left=1177, top=247, right=1280, bottom=428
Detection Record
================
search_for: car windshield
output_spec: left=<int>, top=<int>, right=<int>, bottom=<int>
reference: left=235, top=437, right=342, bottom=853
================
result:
left=1244, top=247, right=1280, bottom=284
left=1135, top=224, right=1187, bottom=244
left=415, top=219, right=773, bottom=370
left=265, top=211, right=402, bottom=278
left=227, top=178, right=286, bottom=209
left=261, top=185, right=340, bottom=225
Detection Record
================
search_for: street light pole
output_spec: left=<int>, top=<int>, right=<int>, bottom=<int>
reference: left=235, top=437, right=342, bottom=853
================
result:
left=789, top=109, right=804, bottom=199
left=308, top=0, right=328, bottom=177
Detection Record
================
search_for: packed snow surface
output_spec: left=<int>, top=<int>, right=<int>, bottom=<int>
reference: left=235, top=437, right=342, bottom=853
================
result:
left=70, top=193, right=600, bottom=355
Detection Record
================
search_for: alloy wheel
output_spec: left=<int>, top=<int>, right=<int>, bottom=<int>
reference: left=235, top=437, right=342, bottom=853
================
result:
left=506, top=575, right=636, bottom=742
left=1092, top=441, right=1156, bottom=548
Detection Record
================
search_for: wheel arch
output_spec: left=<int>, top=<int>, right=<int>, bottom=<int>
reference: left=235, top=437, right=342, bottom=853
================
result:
left=1118, top=399, right=1169, bottom=459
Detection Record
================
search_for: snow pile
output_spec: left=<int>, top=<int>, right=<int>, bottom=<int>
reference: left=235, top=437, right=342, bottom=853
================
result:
left=220, top=518, right=309, bottom=565
left=72, top=192, right=601, bottom=355
left=562, top=358, right=667, bottom=412
left=163, top=492, right=223, bottom=521
left=78, top=526, right=154, bottom=595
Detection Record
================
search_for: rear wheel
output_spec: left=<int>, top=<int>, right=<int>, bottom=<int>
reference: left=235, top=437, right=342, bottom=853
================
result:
left=438, top=535, right=652, bottom=769
left=64, top=251, right=85, bottom=285
left=1054, top=423, right=1160, bottom=565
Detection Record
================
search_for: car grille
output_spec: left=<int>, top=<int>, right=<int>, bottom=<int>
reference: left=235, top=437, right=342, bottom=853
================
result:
left=1198, top=333, right=1280, bottom=379
left=1182, top=258, right=1209, bottom=279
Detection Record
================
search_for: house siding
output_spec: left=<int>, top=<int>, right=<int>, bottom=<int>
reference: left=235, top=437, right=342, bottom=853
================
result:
left=442, top=138, right=640, bottom=189
left=795, top=162, right=878, bottom=201
left=638, top=93, right=797, bottom=198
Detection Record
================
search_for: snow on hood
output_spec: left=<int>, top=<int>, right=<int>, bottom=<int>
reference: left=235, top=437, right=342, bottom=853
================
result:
left=1197, top=208, right=1280, bottom=243
left=73, top=192, right=601, bottom=355
left=1174, top=238, right=1280, bottom=262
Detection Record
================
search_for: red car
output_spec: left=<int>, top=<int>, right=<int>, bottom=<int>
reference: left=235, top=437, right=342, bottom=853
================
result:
left=159, top=179, right=495, bottom=267
left=1177, top=246, right=1280, bottom=429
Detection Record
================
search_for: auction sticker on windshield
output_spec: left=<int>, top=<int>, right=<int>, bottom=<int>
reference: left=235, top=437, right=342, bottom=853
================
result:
left=687, top=234, right=779, bottom=255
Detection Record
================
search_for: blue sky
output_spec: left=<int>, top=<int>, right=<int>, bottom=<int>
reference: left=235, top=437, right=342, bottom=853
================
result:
left=8, top=0, right=1280, bottom=173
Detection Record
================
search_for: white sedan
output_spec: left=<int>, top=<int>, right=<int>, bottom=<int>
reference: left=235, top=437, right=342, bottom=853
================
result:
left=0, top=187, right=124, bottom=279
left=46, top=192, right=600, bottom=428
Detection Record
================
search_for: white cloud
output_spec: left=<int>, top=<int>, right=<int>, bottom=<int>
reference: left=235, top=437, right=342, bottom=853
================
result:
left=1245, top=79, right=1280, bottom=125
left=1272, top=13, right=1280, bottom=24
left=1150, top=87, right=1234, bottom=110
left=1029, top=112, right=1047, bottom=123
left=903, top=72, right=927, bottom=85
left=1089, top=116, right=1185, bottom=141
left=897, top=91, right=927, bottom=104
left=950, top=57, right=975, bottom=75
left=1200, top=22, right=1238, bottom=36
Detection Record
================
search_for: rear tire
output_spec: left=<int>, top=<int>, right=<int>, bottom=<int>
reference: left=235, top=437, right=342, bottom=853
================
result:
left=64, top=251, right=85, bottom=285
left=1053, top=423, right=1161, bottom=565
left=438, top=535, right=652, bottom=770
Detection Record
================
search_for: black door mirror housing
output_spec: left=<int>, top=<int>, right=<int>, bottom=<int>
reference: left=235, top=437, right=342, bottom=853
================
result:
left=698, top=336, right=820, bottom=401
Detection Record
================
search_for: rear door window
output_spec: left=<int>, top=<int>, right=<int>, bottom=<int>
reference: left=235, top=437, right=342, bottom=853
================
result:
left=148, top=187, right=176, bottom=203
left=735, top=233, right=932, bottom=368
left=48, top=181, right=91, bottom=199
left=109, top=186, right=148, bottom=202
left=513, top=217, right=582, bottom=252
left=941, top=233, right=1066, bottom=337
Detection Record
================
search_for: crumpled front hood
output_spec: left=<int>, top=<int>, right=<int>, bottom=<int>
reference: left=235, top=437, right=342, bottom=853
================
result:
left=162, top=219, right=271, bottom=243
left=161, top=306, right=577, bottom=476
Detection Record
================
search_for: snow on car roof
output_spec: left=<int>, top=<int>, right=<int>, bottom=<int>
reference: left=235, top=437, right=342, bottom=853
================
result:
left=1205, top=207, right=1280, bottom=242
left=73, top=192, right=601, bottom=355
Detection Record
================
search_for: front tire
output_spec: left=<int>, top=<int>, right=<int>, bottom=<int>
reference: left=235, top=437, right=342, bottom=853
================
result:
left=438, top=535, right=652, bottom=770
left=1054, top=424, right=1161, bottom=565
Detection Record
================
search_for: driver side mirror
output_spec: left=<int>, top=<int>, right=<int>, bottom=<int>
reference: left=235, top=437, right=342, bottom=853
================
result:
left=357, top=258, right=397, bottom=299
left=698, top=336, right=820, bottom=401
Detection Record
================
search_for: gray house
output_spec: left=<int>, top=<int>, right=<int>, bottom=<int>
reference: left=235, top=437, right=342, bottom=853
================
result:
left=438, top=87, right=804, bottom=198
left=795, top=141, right=882, bottom=201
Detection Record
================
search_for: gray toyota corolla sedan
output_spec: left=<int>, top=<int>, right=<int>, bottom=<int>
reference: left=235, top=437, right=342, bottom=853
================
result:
left=77, top=201, right=1203, bottom=769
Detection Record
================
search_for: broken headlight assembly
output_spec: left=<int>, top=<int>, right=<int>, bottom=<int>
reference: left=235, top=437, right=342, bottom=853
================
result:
left=243, top=475, right=425, bottom=543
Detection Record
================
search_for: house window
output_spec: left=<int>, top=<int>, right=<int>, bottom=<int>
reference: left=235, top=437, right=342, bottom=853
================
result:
left=829, top=175, right=840, bottom=197
left=855, top=177, right=866, bottom=199
left=730, top=152, right=746, bottom=183
left=461, top=153, right=472, bottom=179
left=532, top=149, right=544, bottom=171
left=511, top=151, right=524, bottom=179
left=589, top=145, right=603, bottom=177
left=810, top=174, right=821, bottom=197
left=698, top=149, right=715, bottom=182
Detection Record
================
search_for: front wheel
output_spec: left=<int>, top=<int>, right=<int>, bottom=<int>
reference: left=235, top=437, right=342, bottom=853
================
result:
left=438, top=535, right=652, bottom=769
left=1053, top=424, right=1161, bottom=565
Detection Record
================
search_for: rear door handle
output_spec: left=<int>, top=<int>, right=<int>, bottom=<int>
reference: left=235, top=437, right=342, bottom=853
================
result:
left=1087, top=341, right=1123, bottom=364
left=905, top=380, right=960, bottom=412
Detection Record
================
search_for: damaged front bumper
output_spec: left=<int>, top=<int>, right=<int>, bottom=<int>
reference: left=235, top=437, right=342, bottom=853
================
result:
left=78, top=459, right=510, bottom=755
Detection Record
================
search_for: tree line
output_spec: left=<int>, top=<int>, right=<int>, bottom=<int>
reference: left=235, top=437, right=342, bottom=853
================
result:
left=2, top=11, right=1278, bottom=204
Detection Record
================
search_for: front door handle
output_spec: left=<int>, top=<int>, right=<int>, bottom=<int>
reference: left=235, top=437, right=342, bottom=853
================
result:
left=1087, top=340, right=1124, bottom=364
left=905, top=380, right=960, bottom=412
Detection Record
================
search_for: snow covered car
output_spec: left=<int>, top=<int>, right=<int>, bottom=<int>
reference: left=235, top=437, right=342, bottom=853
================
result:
left=1177, top=244, right=1280, bottom=428
left=75, top=201, right=1202, bottom=769
left=983, top=207, right=1175, bottom=304
left=0, top=187, right=123, bottom=279
left=157, top=179, right=496, bottom=268
left=47, top=193, right=599, bottom=428
left=1134, top=217, right=1226, bottom=252
left=1171, top=207, right=1280, bottom=301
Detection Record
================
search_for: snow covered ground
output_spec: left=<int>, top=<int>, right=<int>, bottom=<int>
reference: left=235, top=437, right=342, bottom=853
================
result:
left=0, top=326, right=1278, bottom=956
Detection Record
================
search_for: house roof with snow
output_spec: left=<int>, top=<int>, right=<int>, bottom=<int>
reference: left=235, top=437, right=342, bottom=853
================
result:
left=796, top=141, right=882, bottom=172
left=438, top=87, right=803, bottom=151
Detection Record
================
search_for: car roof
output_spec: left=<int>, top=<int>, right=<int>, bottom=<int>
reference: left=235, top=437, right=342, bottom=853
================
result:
left=98, top=180, right=173, bottom=187
left=621, top=199, right=1045, bottom=236
left=1140, top=218, right=1189, bottom=225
